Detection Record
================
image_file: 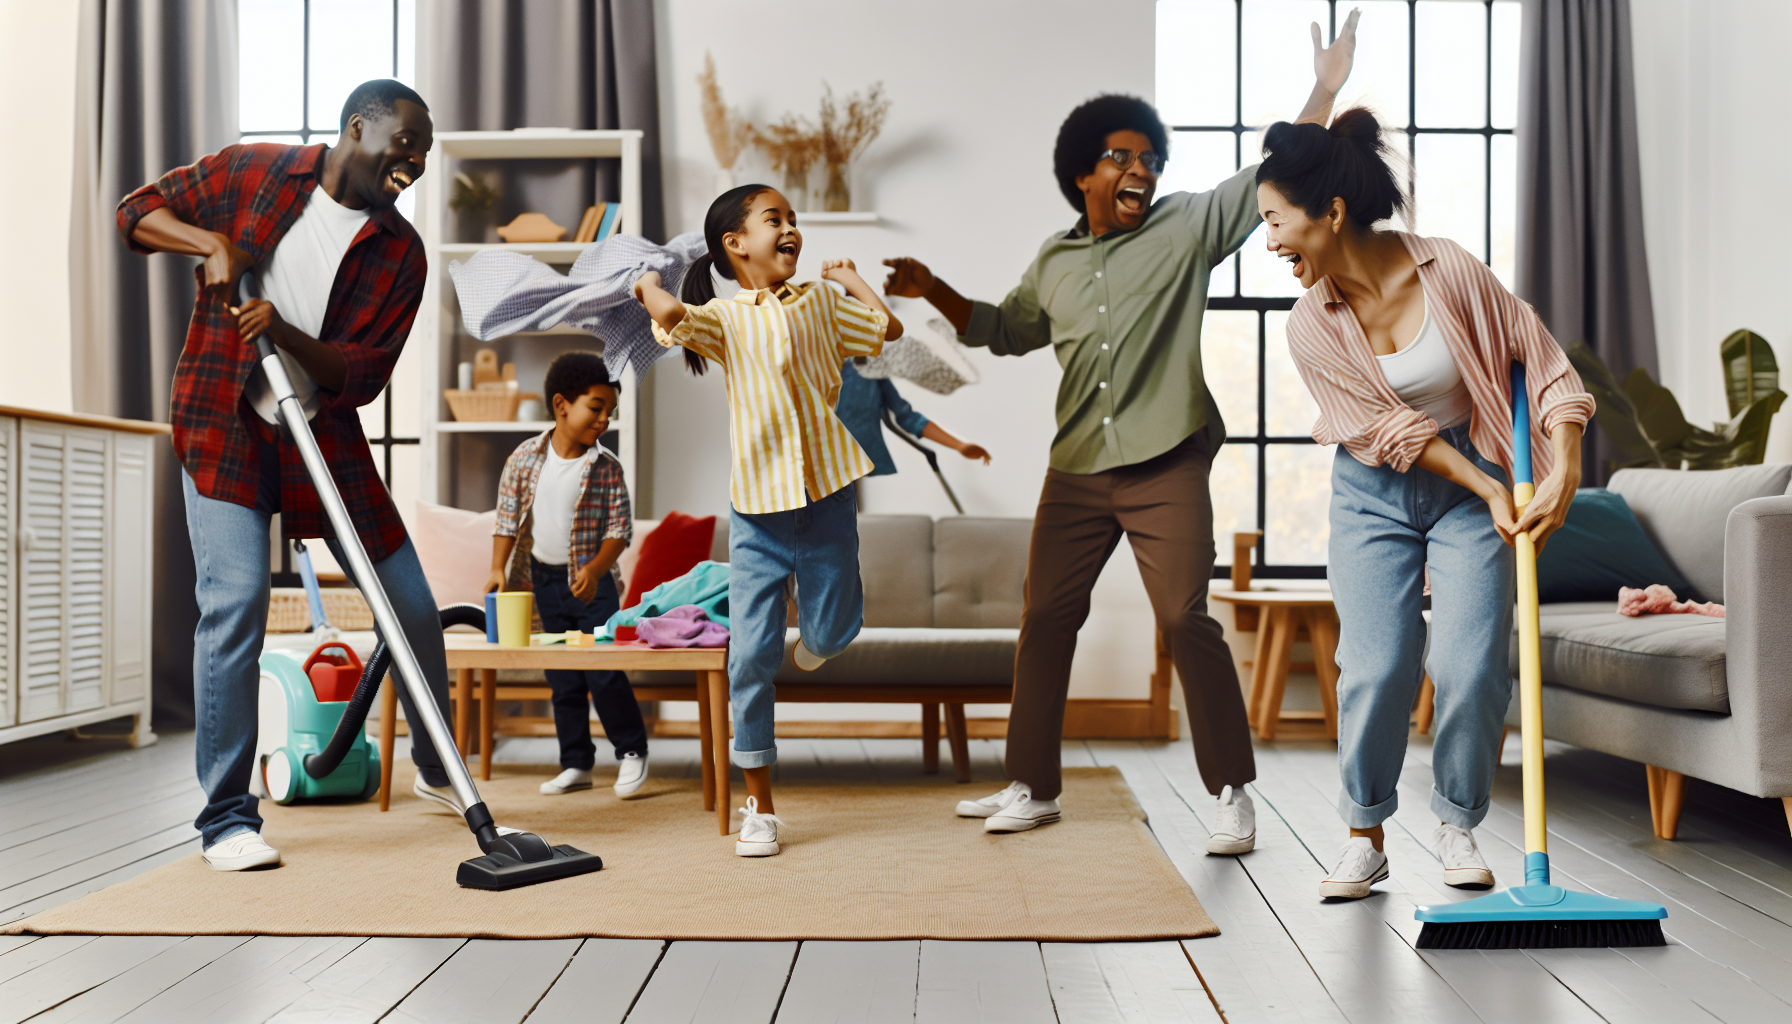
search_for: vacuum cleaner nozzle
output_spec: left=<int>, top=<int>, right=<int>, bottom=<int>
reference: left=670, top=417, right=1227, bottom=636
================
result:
left=455, top=803, right=603, bottom=890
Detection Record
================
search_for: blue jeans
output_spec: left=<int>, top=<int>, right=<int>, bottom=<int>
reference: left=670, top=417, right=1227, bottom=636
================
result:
left=183, top=470, right=454, bottom=847
left=1327, top=424, right=1515, bottom=830
left=531, top=558, right=648, bottom=768
left=728, top=487, right=863, bottom=768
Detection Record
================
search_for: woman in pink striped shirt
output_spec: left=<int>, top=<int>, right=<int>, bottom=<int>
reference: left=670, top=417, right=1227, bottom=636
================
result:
left=1253, top=108, right=1594, bottom=901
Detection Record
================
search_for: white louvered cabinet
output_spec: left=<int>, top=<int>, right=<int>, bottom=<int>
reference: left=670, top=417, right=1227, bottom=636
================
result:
left=0, top=408, right=162, bottom=748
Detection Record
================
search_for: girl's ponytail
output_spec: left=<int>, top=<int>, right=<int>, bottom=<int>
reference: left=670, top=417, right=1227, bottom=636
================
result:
left=677, top=253, right=719, bottom=375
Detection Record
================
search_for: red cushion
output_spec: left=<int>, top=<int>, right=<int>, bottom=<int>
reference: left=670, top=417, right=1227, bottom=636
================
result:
left=623, top=511, right=717, bottom=609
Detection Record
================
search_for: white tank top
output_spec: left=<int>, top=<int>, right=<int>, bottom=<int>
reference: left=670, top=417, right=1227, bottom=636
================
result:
left=1376, top=294, right=1472, bottom=429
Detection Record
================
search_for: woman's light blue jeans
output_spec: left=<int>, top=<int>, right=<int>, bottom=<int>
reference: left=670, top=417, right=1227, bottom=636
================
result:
left=183, top=471, right=454, bottom=848
left=1327, top=424, right=1515, bottom=830
left=727, top=487, right=863, bottom=768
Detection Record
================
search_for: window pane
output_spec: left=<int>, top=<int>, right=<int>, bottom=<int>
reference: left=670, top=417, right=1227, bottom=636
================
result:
left=1489, top=133, right=1516, bottom=288
left=240, top=134, right=306, bottom=147
left=1210, top=254, right=1237, bottom=298
left=1239, top=222, right=1303, bottom=298
left=1337, top=0, right=1411, bottom=128
left=1265, top=443, right=1331, bottom=565
left=1156, top=0, right=1237, bottom=126
left=1491, top=0, right=1521, bottom=129
left=1241, top=0, right=1329, bottom=127
left=309, top=0, right=396, bottom=134
left=1161, top=130, right=1238, bottom=198
left=1413, top=133, right=1486, bottom=259
left=1264, top=311, right=1320, bottom=437
left=1203, top=311, right=1258, bottom=438
left=397, top=0, right=418, bottom=85
left=1415, top=0, right=1487, bottom=127
left=239, top=0, right=304, bottom=132
left=1211, top=443, right=1258, bottom=565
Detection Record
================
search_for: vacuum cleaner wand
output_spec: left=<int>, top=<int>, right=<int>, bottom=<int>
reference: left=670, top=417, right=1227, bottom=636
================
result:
left=239, top=271, right=601, bottom=890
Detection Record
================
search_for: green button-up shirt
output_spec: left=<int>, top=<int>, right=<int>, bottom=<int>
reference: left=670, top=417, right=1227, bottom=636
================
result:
left=962, top=165, right=1261, bottom=474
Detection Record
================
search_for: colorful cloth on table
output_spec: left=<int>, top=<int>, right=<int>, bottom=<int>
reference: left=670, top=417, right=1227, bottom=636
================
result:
left=448, top=232, right=708, bottom=382
left=1617, top=584, right=1725, bottom=618
left=117, top=143, right=422, bottom=560
left=652, top=282, right=886, bottom=513
left=637, top=605, right=730, bottom=648
left=493, top=429, right=632, bottom=592
left=602, top=560, right=731, bottom=640
left=835, top=360, right=929, bottom=476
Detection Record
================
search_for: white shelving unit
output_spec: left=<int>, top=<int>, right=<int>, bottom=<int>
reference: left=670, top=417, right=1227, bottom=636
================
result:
left=413, top=129, right=644, bottom=508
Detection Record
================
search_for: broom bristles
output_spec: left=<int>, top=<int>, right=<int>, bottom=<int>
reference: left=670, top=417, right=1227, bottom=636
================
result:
left=1416, top=918, right=1666, bottom=950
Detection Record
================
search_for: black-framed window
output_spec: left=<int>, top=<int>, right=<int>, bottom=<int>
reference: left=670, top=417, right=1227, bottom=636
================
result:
left=1156, top=0, right=1519, bottom=577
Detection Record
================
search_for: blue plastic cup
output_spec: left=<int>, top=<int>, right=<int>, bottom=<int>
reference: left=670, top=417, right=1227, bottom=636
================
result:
left=484, top=590, right=499, bottom=643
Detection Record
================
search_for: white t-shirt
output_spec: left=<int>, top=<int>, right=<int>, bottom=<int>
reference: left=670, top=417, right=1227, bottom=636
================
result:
left=529, top=444, right=590, bottom=566
left=1377, top=293, right=1472, bottom=429
left=245, top=186, right=370, bottom=423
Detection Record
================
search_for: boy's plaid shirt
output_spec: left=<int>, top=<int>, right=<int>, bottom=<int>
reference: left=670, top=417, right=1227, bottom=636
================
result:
left=494, top=430, right=633, bottom=592
left=116, top=143, right=424, bottom=561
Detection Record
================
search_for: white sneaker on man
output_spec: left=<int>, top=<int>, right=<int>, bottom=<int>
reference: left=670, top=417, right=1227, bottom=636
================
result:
left=984, top=792, right=1061, bottom=833
left=203, top=830, right=281, bottom=871
left=1320, top=837, right=1389, bottom=899
left=413, top=775, right=469, bottom=815
left=540, top=767, right=593, bottom=795
left=1431, top=822, right=1495, bottom=890
left=792, top=639, right=829, bottom=672
left=614, top=752, right=648, bottom=797
left=956, top=781, right=1027, bottom=818
left=736, top=796, right=785, bottom=856
left=1206, top=785, right=1256, bottom=854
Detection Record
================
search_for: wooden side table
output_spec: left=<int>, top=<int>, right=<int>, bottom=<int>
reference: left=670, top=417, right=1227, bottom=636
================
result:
left=1211, top=588, right=1341, bottom=740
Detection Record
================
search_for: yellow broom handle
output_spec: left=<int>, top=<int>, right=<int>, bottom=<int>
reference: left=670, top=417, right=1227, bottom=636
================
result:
left=1513, top=481, right=1547, bottom=855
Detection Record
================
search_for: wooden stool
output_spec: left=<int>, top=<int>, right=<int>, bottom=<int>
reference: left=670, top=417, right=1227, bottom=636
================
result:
left=1211, top=588, right=1340, bottom=740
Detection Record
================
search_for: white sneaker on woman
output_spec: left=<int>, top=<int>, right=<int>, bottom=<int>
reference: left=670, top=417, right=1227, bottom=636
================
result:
left=1431, top=822, right=1495, bottom=890
left=203, top=830, right=281, bottom=871
left=540, top=767, right=593, bottom=795
left=1206, top=785, right=1256, bottom=854
left=1319, top=837, right=1389, bottom=899
left=956, top=781, right=1027, bottom=818
left=736, top=796, right=785, bottom=856
left=984, top=793, right=1061, bottom=833
left=614, top=753, right=648, bottom=797
left=413, top=776, right=469, bottom=815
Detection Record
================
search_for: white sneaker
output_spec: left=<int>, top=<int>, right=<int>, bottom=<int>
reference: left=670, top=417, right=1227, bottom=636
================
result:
left=540, top=767, right=593, bottom=795
left=1431, top=822, right=1495, bottom=890
left=736, top=796, right=784, bottom=856
left=984, top=793, right=1062, bottom=833
left=1206, top=785, right=1256, bottom=854
left=792, top=639, right=828, bottom=672
left=614, top=753, right=648, bottom=797
left=1320, top=837, right=1390, bottom=899
left=957, top=780, right=1027, bottom=818
left=413, top=775, right=469, bottom=816
left=203, top=830, right=281, bottom=871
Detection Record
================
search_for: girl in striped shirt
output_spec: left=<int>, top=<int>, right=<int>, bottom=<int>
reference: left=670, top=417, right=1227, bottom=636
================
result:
left=633, top=185, right=902, bottom=857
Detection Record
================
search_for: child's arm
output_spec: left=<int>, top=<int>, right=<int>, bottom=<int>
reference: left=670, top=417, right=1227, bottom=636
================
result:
left=921, top=422, right=991, bottom=464
left=486, top=535, right=516, bottom=594
left=572, top=537, right=629, bottom=603
left=821, top=259, right=904, bottom=340
left=633, top=270, right=687, bottom=334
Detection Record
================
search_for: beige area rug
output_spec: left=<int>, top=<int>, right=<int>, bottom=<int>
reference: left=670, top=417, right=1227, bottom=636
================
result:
left=6, top=766, right=1214, bottom=941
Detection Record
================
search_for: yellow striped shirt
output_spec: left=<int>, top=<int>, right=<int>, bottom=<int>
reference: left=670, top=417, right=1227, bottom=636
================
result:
left=652, top=282, right=888, bottom=514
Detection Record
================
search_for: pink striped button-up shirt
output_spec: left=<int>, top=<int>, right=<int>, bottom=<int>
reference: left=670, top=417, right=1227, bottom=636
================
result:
left=1285, top=232, right=1594, bottom=482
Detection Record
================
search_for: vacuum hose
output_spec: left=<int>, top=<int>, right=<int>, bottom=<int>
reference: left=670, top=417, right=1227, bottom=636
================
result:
left=303, top=603, right=486, bottom=779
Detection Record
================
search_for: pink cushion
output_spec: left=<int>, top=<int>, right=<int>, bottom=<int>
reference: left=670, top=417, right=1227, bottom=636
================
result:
left=412, top=501, right=498, bottom=608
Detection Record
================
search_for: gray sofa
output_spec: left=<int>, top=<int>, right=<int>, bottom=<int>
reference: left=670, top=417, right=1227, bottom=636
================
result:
left=1515, top=463, right=1792, bottom=838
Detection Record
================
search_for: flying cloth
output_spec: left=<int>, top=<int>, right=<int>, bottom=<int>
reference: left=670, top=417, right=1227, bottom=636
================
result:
left=854, top=307, right=981, bottom=395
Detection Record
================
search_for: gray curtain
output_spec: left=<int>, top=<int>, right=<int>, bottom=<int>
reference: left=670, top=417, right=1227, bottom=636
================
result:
left=1516, top=0, right=1658, bottom=484
left=424, top=0, right=666, bottom=242
left=68, top=0, right=239, bottom=728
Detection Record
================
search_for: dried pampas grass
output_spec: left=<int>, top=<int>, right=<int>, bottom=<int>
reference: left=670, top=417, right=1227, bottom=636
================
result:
left=818, top=82, right=890, bottom=211
left=698, top=52, right=753, bottom=172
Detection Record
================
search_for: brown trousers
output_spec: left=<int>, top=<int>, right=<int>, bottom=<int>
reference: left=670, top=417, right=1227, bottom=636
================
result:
left=1005, top=430, right=1256, bottom=799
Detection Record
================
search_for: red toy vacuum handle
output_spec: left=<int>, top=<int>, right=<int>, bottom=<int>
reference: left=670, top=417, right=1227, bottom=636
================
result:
left=302, top=642, right=363, bottom=676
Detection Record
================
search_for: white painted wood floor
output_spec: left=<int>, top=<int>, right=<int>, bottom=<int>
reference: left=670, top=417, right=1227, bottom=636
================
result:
left=2, top=724, right=1789, bottom=1023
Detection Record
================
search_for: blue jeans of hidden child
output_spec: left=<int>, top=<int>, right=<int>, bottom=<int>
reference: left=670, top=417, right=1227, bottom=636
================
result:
left=1327, top=424, right=1515, bottom=830
left=530, top=557, right=648, bottom=768
left=183, top=470, right=456, bottom=848
left=728, top=486, right=863, bottom=768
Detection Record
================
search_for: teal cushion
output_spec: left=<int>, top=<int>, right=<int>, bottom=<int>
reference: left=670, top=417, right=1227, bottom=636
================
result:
left=1536, top=489, right=1699, bottom=603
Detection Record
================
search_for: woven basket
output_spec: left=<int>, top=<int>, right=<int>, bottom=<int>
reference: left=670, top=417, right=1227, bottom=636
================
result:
left=266, top=587, right=376, bottom=632
left=445, top=388, right=543, bottom=422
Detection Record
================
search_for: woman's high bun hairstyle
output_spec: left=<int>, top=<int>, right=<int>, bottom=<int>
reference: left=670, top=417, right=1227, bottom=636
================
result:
left=1256, top=107, right=1406, bottom=229
left=675, top=182, right=773, bottom=375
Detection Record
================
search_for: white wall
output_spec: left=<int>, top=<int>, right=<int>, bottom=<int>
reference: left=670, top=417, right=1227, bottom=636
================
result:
left=0, top=0, right=80, bottom=413
left=1631, top=0, right=1792, bottom=456
left=651, top=0, right=1166, bottom=702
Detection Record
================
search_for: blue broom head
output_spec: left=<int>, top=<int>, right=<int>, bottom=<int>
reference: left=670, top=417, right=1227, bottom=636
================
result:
left=1415, top=854, right=1667, bottom=949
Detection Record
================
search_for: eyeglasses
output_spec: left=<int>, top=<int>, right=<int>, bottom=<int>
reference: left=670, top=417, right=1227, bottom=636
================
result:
left=1100, top=148, right=1165, bottom=175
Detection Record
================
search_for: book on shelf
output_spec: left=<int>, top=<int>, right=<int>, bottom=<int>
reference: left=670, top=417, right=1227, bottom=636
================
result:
left=595, top=203, right=620, bottom=241
left=572, top=203, right=605, bottom=243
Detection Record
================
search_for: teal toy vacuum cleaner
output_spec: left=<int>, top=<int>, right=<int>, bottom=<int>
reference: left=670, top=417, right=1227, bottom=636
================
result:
left=242, top=272, right=602, bottom=890
left=1414, top=364, right=1666, bottom=948
left=257, top=642, right=381, bottom=804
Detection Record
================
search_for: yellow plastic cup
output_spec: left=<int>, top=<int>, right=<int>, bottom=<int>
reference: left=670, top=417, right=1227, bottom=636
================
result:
left=495, top=591, right=534, bottom=648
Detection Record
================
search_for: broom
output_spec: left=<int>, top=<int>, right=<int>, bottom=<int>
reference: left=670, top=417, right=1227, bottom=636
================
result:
left=1414, top=363, right=1667, bottom=949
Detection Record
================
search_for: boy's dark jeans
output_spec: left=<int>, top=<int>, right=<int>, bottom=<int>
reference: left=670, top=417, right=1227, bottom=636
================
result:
left=531, top=558, right=648, bottom=768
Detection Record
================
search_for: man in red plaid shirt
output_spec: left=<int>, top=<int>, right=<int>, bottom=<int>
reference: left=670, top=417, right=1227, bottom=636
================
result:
left=119, top=80, right=463, bottom=871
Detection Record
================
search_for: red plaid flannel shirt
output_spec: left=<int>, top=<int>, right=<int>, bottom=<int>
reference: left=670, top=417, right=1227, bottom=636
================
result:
left=117, top=143, right=424, bottom=561
left=493, top=430, right=633, bottom=593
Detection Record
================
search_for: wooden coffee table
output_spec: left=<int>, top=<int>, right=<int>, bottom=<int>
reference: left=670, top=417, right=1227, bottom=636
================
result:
left=1210, top=588, right=1340, bottom=740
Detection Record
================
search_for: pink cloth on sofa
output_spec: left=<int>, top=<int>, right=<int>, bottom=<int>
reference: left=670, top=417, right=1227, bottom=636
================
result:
left=637, top=604, right=731, bottom=648
left=1617, top=584, right=1724, bottom=618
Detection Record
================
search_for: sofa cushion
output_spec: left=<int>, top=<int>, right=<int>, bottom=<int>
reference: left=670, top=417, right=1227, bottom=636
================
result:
left=933, top=517, right=1031, bottom=628
left=1517, top=601, right=1728, bottom=712
left=772, top=627, right=1017, bottom=685
left=1607, top=463, right=1792, bottom=603
left=856, top=515, right=937, bottom=627
left=1535, top=489, right=1693, bottom=603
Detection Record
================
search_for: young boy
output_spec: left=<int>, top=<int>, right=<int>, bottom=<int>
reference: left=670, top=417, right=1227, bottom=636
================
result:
left=486, top=352, right=649, bottom=797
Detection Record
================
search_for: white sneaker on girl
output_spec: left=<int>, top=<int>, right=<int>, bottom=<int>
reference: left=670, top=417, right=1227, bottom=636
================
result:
left=614, top=752, right=648, bottom=797
left=1320, top=837, right=1389, bottom=899
left=956, top=781, right=1028, bottom=818
left=540, top=767, right=593, bottom=795
left=792, top=639, right=829, bottom=672
left=736, top=796, right=785, bottom=856
left=1431, top=822, right=1495, bottom=889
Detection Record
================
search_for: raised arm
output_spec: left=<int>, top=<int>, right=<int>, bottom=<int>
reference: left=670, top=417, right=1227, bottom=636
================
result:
left=632, top=270, right=688, bottom=334
left=882, top=258, right=972, bottom=335
left=882, top=256, right=1050, bottom=358
left=1294, top=7, right=1360, bottom=126
left=821, top=259, right=903, bottom=340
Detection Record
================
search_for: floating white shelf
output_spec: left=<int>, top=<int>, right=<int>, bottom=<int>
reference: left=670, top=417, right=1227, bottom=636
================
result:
left=800, top=211, right=880, bottom=224
left=439, top=242, right=587, bottom=265
left=436, top=128, right=633, bottom=160
left=434, top=420, right=629, bottom=434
